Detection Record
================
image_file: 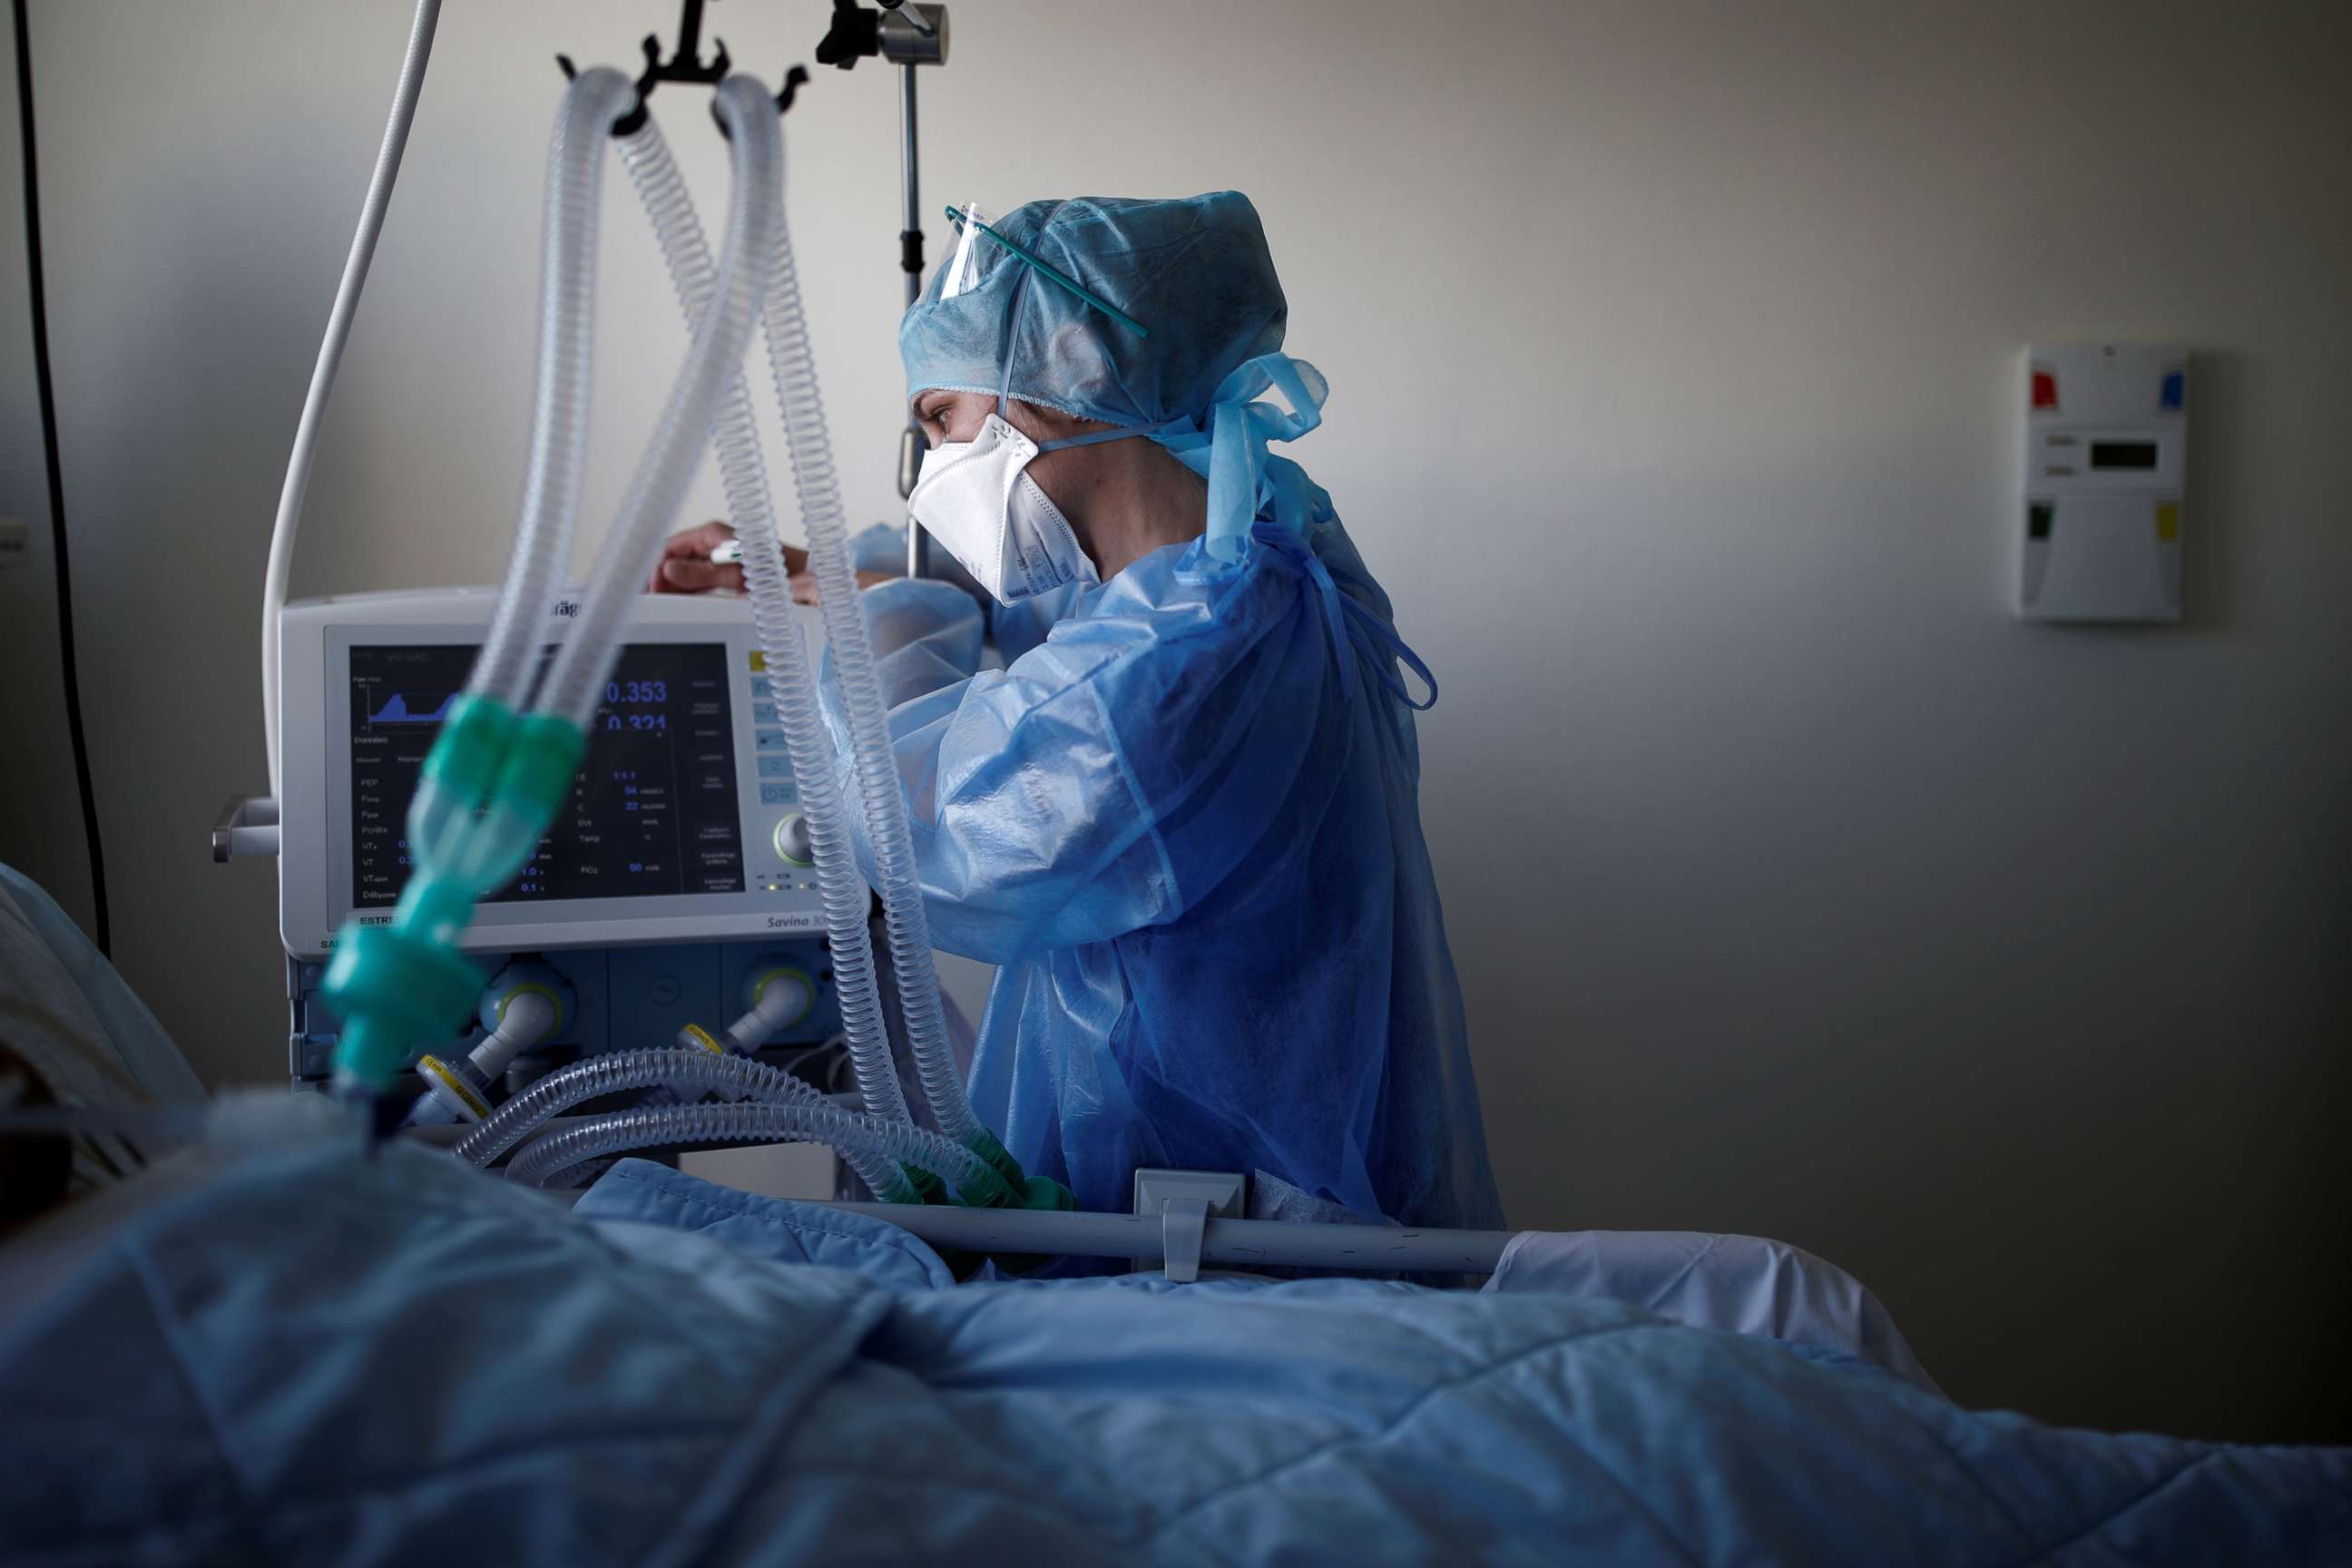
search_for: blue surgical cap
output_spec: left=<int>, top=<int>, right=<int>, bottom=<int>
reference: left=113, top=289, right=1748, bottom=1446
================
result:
left=902, top=191, right=1330, bottom=564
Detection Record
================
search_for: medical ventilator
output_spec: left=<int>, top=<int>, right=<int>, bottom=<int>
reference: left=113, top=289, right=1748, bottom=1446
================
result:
left=223, top=3, right=1072, bottom=1218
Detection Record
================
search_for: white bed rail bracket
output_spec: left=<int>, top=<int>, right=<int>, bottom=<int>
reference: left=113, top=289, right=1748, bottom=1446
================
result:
left=1132, top=1169, right=1247, bottom=1282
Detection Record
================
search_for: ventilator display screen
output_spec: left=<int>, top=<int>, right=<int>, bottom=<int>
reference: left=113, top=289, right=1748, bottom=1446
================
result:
left=347, top=642, right=744, bottom=907
left=2090, top=440, right=2159, bottom=470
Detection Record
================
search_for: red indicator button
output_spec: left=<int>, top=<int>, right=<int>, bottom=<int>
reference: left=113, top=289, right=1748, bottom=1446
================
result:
left=2031, top=369, right=2058, bottom=410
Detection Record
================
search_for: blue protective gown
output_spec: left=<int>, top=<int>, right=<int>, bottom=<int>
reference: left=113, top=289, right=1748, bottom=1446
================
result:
left=824, top=514, right=1503, bottom=1230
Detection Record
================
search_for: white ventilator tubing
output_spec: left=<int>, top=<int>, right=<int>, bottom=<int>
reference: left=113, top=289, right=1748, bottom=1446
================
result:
left=505, top=1095, right=994, bottom=1191
left=408, top=67, right=638, bottom=867
left=466, top=67, right=640, bottom=719
left=752, top=138, right=980, bottom=1147
left=262, top=0, right=442, bottom=798
left=537, top=78, right=783, bottom=728
left=450, top=1047, right=911, bottom=1198
left=615, top=117, right=915, bottom=1132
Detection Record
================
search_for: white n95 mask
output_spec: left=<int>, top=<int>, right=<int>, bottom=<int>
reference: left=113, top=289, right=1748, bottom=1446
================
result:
left=907, top=413, right=1098, bottom=605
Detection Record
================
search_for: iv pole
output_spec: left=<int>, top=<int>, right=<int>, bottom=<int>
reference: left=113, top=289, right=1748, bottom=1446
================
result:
left=815, top=0, right=949, bottom=579
left=897, top=59, right=926, bottom=577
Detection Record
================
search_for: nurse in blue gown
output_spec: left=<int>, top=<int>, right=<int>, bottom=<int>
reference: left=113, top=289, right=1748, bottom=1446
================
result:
left=658, top=192, right=1500, bottom=1230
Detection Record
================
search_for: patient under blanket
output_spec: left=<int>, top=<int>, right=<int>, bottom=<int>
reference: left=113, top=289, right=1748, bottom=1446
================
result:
left=2, top=1142, right=2346, bottom=1566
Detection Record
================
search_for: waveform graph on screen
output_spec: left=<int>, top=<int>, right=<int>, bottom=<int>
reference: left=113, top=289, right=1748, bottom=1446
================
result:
left=361, top=689, right=456, bottom=727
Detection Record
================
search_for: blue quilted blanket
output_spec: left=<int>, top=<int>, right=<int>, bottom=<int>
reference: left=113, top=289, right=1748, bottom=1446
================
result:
left=2, top=1143, right=2344, bottom=1565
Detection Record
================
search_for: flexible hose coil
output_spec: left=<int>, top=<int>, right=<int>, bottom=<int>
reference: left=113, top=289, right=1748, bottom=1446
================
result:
left=442, top=1048, right=847, bottom=1171
left=446, top=1046, right=896, bottom=1197
left=502, top=1093, right=993, bottom=1192
left=615, top=119, right=916, bottom=1144
left=753, top=162, right=978, bottom=1147
left=408, top=67, right=635, bottom=870
left=539, top=76, right=785, bottom=730
left=469, top=66, right=636, bottom=718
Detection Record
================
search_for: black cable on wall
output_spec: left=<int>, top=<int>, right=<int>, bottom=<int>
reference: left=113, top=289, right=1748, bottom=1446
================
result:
left=12, top=0, right=110, bottom=956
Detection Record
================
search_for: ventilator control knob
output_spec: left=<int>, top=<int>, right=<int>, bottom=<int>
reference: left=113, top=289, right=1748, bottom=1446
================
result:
left=772, top=812, right=814, bottom=867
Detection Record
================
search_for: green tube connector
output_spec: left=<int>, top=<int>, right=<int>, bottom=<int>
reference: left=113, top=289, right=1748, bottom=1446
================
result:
left=965, top=1124, right=1026, bottom=1190
left=495, top=712, right=588, bottom=820
left=954, top=1126, right=1074, bottom=1212
left=905, top=1167, right=946, bottom=1205
left=949, top=1161, right=1017, bottom=1210
left=421, top=693, right=514, bottom=798
left=407, top=694, right=518, bottom=870
left=320, top=917, right=485, bottom=1093
left=863, top=1166, right=924, bottom=1207
left=322, top=701, right=583, bottom=1101
left=948, top=1132, right=1074, bottom=1277
left=457, top=713, right=587, bottom=893
left=1014, top=1172, right=1078, bottom=1212
left=394, top=871, right=478, bottom=948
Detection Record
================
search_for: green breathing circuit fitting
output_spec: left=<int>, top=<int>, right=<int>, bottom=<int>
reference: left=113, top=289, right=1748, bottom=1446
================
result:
left=902, top=1158, right=1056, bottom=1280
left=949, top=1128, right=1073, bottom=1278
left=859, top=1163, right=926, bottom=1208
left=322, top=699, right=586, bottom=1098
left=956, top=1125, right=1075, bottom=1212
left=421, top=693, right=512, bottom=809
left=904, top=1166, right=946, bottom=1205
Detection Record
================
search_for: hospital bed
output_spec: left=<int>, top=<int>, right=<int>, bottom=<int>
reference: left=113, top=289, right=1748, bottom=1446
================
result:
left=5, top=864, right=2347, bottom=1566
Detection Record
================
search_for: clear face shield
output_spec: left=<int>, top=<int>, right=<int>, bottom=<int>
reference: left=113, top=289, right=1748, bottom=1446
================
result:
left=938, top=201, right=997, bottom=302
left=936, top=201, right=1149, bottom=335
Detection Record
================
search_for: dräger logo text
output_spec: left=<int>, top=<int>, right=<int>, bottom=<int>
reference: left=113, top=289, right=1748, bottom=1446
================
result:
left=548, top=600, right=583, bottom=618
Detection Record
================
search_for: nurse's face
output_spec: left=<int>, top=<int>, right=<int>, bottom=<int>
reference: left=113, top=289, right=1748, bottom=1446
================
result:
left=910, top=388, right=995, bottom=447
left=908, top=390, right=1116, bottom=526
left=910, top=389, right=1106, bottom=450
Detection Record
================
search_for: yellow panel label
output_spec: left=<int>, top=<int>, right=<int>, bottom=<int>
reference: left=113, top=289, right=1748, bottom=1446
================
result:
left=2155, top=502, right=2180, bottom=543
left=749, top=649, right=767, bottom=671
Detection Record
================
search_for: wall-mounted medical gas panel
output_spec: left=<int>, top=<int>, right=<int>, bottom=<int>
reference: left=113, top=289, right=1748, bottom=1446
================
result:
left=2018, top=344, right=2186, bottom=622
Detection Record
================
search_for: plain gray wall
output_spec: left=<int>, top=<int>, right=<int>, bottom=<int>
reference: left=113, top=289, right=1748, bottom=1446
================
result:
left=2, top=0, right=2347, bottom=1443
